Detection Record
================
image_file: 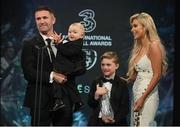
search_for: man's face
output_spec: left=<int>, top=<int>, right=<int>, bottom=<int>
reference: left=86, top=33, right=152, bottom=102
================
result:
left=35, top=10, right=55, bottom=35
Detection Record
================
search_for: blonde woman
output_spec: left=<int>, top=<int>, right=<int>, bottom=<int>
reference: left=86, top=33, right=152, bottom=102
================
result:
left=126, top=12, right=168, bottom=126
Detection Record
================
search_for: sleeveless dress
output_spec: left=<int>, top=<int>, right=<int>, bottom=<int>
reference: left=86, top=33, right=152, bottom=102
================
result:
left=131, top=54, right=159, bottom=126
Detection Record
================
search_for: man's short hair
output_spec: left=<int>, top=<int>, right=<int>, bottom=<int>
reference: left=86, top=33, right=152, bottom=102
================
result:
left=35, top=5, right=55, bottom=16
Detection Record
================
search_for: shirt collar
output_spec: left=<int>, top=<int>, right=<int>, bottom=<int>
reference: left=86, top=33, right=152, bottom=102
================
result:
left=40, top=33, right=53, bottom=41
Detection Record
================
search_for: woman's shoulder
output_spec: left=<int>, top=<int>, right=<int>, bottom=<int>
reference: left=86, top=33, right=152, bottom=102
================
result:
left=148, top=41, right=161, bottom=53
left=149, top=40, right=160, bottom=46
left=149, top=40, right=162, bottom=49
left=147, top=41, right=162, bottom=60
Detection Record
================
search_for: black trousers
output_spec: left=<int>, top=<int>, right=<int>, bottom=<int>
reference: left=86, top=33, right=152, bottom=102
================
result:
left=30, top=108, right=73, bottom=126
left=30, top=89, right=73, bottom=126
left=53, top=82, right=82, bottom=103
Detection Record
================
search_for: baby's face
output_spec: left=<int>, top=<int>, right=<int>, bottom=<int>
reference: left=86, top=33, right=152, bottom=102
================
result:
left=68, top=25, right=84, bottom=41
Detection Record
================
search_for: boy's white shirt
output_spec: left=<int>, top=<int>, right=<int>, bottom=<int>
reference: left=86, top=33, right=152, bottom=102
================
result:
left=62, top=39, right=69, bottom=44
left=98, top=72, right=115, bottom=118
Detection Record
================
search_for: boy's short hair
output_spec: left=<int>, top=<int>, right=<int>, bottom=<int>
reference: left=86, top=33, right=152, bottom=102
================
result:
left=100, top=51, right=119, bottom=64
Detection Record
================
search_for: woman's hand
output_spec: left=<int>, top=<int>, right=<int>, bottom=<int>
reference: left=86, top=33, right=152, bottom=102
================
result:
left=134, top=95, right=146, bottom=112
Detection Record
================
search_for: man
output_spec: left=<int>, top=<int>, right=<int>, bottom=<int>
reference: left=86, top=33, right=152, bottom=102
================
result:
left=21, top=6, right=73, bottom=125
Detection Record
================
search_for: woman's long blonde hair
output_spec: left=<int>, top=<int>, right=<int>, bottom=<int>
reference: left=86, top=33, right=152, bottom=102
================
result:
left=127, top=12, right=168, bottom=79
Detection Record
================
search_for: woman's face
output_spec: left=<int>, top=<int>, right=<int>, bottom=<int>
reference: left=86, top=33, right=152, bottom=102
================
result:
left=131, top=19, right=145, bottom=40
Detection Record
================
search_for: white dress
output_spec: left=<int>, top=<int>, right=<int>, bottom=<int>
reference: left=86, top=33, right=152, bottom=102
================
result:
left=131, top=54, right=159, bottom=126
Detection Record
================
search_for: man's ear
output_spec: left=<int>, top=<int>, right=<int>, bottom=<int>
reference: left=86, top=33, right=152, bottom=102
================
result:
left=52, top=15, right=56, bottom=25
left=116, top=63, right=119, bottom=69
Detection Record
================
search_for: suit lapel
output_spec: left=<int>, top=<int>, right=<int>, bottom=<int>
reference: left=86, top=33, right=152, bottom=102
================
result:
left=110, top=75, right=118, bottom=102
left=35, top=34, right=46, bottom=48
left=35, top=34, right=51, bottom=62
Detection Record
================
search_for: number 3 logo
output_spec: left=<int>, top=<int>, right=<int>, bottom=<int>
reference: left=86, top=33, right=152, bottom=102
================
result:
left=79, top=9, right=96, bottom=33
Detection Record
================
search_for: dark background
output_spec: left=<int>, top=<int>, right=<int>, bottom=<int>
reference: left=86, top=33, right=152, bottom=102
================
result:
left=1, top=0, right=175, bottom=126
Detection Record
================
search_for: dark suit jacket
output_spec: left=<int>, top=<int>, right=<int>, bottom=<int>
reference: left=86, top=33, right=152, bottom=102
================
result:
left=21, top=34, right=55, bottom=109
left=87, top=75, right=129, bottom=126
left=54, top=38, right=86, bottom=76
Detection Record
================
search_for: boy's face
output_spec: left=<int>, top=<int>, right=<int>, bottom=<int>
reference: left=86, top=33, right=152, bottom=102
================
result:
left=101, top=58, right=119, bottom=78
left=68, top=25, right=84, bottom=41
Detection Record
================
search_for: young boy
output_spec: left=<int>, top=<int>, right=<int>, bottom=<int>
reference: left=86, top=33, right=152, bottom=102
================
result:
left=87, top=51, right=129, bottom=126
left=50, top=22, right=86, bottom=112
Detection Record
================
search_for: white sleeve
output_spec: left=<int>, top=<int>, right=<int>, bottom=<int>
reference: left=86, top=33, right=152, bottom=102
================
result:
left=49, top=71, right=54, bottom=83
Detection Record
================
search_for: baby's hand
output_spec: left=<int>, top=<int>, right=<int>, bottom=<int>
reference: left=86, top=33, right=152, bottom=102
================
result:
left=51, top=32, right=63, bottom=44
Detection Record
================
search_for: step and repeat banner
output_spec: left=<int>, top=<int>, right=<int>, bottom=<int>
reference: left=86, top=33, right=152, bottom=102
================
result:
left=1, top=0, right=175, bottom=126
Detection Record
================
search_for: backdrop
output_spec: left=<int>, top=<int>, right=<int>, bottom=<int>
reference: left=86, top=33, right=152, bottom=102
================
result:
left=1, top=0, right=175, bottom=126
